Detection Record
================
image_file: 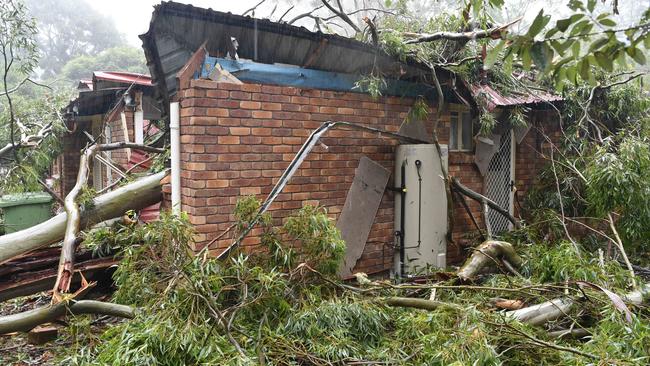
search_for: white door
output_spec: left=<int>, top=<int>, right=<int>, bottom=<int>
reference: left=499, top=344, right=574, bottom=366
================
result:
left=484, top=129, right=515, bottom=234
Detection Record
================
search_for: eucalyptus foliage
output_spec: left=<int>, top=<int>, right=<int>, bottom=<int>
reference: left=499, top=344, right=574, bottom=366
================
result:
left=54, top=199, right=650, bottom=365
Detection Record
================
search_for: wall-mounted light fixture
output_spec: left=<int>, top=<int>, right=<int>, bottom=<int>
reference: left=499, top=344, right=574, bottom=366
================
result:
left=123, top=92, right=137, bottom=109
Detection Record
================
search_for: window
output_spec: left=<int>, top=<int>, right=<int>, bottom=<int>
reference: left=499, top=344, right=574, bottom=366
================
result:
left=450, top=111, right=473, bottom=151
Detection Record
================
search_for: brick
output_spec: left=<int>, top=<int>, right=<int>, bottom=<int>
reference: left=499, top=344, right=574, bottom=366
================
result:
left=241, top=84, right=262, bottom=92
left=206, top=108, right=229, bottom=117
left=337, top=107, right=354, bottom=115
left=206, top=89, right=229, bottom=98
left=291, top=96, right=309, bottom=104
left=240, top=101, right=261, bottom=109
left=230, top=109, right=252, bottom=118
left=229, top=127, right=251, bottom=135
left=252, top=110, right=272, bottom=119
left=230, top=91, right=251, bottom=100
left=261, top=102, right=282, bottom=111
left=252, top=128, right=272, bottom=136
left=206, top=179, right=229, bottom=188
left=217, top=135, right=240, bottom=144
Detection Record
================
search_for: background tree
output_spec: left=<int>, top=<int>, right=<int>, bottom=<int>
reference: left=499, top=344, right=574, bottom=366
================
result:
left=61, top=46, right=148, bottom=82
left=0, top=0, right=39, bottom=164
left=0, top=0, right=68, bottom=193
left=24, top=0, right=124, bottom=79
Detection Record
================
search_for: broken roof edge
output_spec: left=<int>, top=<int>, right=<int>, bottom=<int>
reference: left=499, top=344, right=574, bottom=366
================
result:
left=139, top=1, right=440, bottom=113
left=141, top=1, right=426, bottom=68
left=468, top=82, right=563, bottom=111
left=93, top=71, right=153, bottom=86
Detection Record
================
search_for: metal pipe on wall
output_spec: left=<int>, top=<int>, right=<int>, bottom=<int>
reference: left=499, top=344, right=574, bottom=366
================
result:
left=170, top=102, right=181, bottom=215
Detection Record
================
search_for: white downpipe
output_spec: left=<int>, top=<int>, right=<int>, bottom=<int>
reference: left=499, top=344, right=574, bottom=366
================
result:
left=134, top=110, right=144, bottom=144
left=170, top=102, right=181, bottom=215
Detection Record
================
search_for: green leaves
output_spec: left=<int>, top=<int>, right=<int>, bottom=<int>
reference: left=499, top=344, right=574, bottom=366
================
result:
left=626, top=47, right=647, bottom=65
left=484, top=39, right=505, bottom=70
left=0, top=0, right=39, bottom=76
left=527, top=9, right=551, bottom=38
left=530, top=41, right=553, bottom=72
left=594, top=51, right=614, bottom=71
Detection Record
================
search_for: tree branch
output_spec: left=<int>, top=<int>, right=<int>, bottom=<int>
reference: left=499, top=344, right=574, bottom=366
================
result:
left=321, top=0, right=361, bottom=33
left=451, top=177, right=519, bottom=229
left=53, top=143, right=165, bottom=294
left=404, top=17, right=522, bottom=44
left=0, top=300, right=134, bottom=334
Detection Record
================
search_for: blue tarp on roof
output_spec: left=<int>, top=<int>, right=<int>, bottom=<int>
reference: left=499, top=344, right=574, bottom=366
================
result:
left=199, top=56, right=437, bottom=99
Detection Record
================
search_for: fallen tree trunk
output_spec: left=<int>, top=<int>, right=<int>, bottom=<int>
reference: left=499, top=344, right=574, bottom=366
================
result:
left=507, top=283, right=650, bottom=326
left=457, top=240, right=523, bottom=281
left=54, top=143, right=164, bottom=294
left=0, top=170, right=167, bottom=265
left=0, top=300, right=134, bottom=334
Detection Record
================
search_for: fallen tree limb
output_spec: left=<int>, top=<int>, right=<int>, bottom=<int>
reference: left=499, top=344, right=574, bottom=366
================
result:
left=385, top=297, right=460, bottom=311
left=0, top=300, right=134, bottom=334
left=507, top=283, right=650, bottom=327
left=0, top=170, right=167, bottom=264
left=457, top=240, right=523, bottom=281
left=450, top=177, right=520, bottom=230
left=55, top=143, right=163, bottom=293
left=507, top=298, right=574, bottom=326
left=55, top=143, right=164, bottom=294
left=548, top=328, right=591, bottom=339
left=403, top=17, right=521, bottom=44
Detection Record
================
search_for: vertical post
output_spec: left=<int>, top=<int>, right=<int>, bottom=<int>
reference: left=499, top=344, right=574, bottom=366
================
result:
left=170, top=102, right=181, bottom=215
left=120, top=112, right=131, bottom=161
left=134, top=105, right=144, bottom=145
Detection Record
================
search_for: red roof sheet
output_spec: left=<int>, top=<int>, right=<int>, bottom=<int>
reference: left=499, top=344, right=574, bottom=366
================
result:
left=470, top=83, right=562, bottom=111
left=93, top=71, right=152, bottom=86
left=78, top=79, right=93, bottom=90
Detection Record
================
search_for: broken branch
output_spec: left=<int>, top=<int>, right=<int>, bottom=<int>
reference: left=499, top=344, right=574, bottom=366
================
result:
left=0, top=170, right=167, bottom=264
left=403, top=17, right=522, bottom=44
left=54, top=143, right=166, bottom=294
left=451, top=177, right=520, bottom=229
left=0, top=300, right=134, bottom=334
left=457, top=240, right=523, bottom=281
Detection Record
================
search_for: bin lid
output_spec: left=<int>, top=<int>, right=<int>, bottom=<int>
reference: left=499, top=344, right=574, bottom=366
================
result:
left=0, top=192, right=53, bottom=208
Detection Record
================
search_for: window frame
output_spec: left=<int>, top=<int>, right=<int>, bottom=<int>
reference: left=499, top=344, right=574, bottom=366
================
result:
left=449, top=111, right=474, bottom=152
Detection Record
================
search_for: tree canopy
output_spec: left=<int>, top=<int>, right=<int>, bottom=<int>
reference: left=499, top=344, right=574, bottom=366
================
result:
left=24, top=0, right=124, bottom=79
left=61, top=46, right=148, bottom=82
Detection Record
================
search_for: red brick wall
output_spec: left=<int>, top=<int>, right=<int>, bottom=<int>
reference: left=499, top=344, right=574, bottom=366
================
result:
left=514, top=110, right=562, bottom=215
left=171, top=78, right=558, bottom=273
left=175, top=79, right=450, bottom=274
left=448, top=150, right=485, bottom=261
left=58, top=124, right=90, bottom=197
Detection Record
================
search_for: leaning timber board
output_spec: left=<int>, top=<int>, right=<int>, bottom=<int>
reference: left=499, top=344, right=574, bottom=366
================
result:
left=337, top=157, right=391, bottom=277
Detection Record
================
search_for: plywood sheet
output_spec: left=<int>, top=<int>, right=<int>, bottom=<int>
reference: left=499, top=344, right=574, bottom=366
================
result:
left=337, top=157, right=391, bottom=277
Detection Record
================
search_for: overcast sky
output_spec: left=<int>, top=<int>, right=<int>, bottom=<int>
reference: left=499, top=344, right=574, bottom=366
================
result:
left=87, top=0, right=296, bottom=46
left=87, top=0, right=648, bottom=47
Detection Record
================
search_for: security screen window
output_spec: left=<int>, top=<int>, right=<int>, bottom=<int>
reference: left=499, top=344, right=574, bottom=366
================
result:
left=450, top=111, right=474, bottom=151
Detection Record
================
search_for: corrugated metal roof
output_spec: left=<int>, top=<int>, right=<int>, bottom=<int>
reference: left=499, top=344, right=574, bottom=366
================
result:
left=93, top=71, right=152, bottom=86
left=78, top=79, right=93, bottom=91
left=140, top=1, right=433, bottom=109
left=470, top=83, right=562, bottom=111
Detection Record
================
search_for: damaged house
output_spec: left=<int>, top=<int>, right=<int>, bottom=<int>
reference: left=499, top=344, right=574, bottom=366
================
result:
left=57, top=1, right=563, bottom=277
left=55, top=71, right=164, bottom=221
